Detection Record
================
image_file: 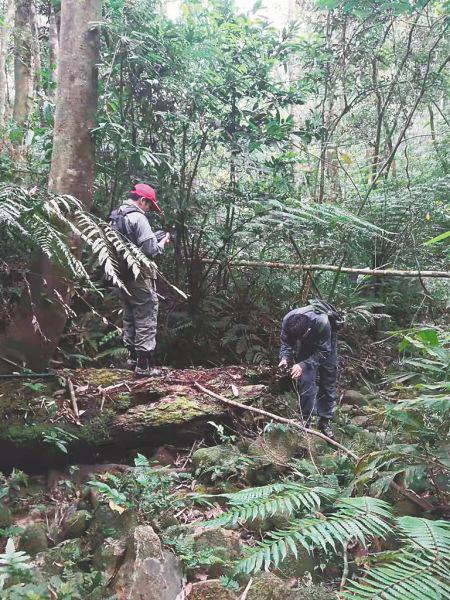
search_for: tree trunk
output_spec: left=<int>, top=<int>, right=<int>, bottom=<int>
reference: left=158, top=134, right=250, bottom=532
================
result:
left=29, top=0, right=41, bottom=92
left=48, top=3, right=58, bottom=93
left=0, top=0, right=102, bottom=373
left=13, top=0, right=33, bottom=127
left=0, top=0, right=14, bottom=126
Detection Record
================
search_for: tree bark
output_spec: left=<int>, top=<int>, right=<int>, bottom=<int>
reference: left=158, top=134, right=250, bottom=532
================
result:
left=0, top=0, right=14, bottom=125
left=13, top=0, right=33, bottom=127
left=0, top=0, right=102, bottom=373
left=48, top=3, right=58, bottom=92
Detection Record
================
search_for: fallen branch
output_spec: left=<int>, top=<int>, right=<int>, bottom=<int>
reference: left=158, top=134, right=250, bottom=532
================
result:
left=193, top=382, right=435, bottom=512
left=67, top=378, right=81, bottom=424
left=193, top=381, right=359, bottom=460
left=199, top=258, right=450, bottom=278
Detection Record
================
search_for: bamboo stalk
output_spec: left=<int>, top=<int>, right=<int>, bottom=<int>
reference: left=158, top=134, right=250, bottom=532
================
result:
left=198, top=258, right=450, bottom=278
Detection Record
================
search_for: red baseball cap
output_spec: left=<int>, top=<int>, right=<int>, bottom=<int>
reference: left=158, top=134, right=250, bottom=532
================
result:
left=129, top=183, right=163, bottom=213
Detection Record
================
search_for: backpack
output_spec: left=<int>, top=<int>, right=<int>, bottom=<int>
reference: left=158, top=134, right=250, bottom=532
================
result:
left=108, top=205, right=142, bottom=242
left=107, top=205, right=143, bottom=283
left=309, top=299, right=345, bottom=331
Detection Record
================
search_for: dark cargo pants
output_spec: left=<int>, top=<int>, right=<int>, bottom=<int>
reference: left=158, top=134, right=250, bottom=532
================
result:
left=296, top=336, right=337, bottom=422
left=119, top=277, right=159, bottom=353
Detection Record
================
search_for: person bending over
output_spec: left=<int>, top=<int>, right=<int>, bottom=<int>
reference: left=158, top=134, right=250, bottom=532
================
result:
left=278, top=305, right=338, bottom=439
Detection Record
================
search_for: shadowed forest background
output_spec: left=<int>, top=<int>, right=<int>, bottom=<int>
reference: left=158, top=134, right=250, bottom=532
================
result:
left=0, top=1, right=449, bottom=599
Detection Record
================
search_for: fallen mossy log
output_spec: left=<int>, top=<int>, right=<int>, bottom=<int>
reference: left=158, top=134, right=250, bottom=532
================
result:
left=0, top=366, right=271, bottom=472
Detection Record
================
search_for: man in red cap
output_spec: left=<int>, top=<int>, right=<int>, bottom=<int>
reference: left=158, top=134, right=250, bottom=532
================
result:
left=109, top=183, right=170, bottom=377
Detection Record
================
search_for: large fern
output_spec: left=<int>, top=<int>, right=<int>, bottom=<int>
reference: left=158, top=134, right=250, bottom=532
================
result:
left=342, top=517, right=450, bottom=600
left=234, top=496, right=393, bottom=574
left=0, top=183, right=157, bottom=290
left=201, top=482, right=337, bottom=528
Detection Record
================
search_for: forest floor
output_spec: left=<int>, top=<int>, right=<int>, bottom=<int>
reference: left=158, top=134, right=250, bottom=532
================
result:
left=0, top=338, right=443, bottom=599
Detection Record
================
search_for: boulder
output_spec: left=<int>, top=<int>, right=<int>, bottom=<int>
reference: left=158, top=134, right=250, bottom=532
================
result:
left=35, top=538, right=87, bottom=576
left=342, top=390, right=368, bottom=407
left=247, top=572, right=290, bottom=600
left=188, top=580, right=237, bottom=600
left=0, top=503, right=12, bottom=528
left=192, top=527, right=242, bottom=576
left=63, top=509, right=91, bottom=539
left=113, top=525, right=182, bottom=600
left=191, top=444, right=246, bottom=481
left=351, top=415, right=370, bottom=428
left=19, top=524, right=48, bottom=556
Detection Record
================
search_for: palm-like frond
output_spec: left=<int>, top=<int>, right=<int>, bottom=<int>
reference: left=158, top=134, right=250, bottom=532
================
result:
left=342, top=518, right=450, bottom=600
left=0, top=183, right=156, bottom=290
left=232, top=496, right=393, bottom=574
left=202, top=482, right=337, bottom=528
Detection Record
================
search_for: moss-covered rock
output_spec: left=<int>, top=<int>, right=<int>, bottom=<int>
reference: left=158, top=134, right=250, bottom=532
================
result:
left=192, top=528, right=242, bottom=576
left=89, top=504, right=137, bottom=548
left=342, top=390, right=368, bottom=407
left=189, top=580, right=237, bottom=600
left=289, top=584, right=335, bottom=600
left=19, top=524, right=48, bottom=556
left=191, top=444, right=247, bottom=480
left=247, top=572, right=290, bottom=600
left=63, top=510, right=92, bottom=539
left=35, top=538, right=87, bottom=576
left=0, top=503, right=12, bottom=528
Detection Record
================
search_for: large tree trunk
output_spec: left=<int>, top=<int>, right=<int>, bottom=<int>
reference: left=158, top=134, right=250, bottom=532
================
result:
left=48, top=3, right=59, bottom=93
left=13, top=0, right=33, bottom=127
left=0, top=0, right=102, bottom=373
left=0, top=0, right=14, bottom=126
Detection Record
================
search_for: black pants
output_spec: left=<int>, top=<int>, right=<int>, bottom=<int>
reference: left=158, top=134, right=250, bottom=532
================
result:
left=296, top=337, right=337, bottom=421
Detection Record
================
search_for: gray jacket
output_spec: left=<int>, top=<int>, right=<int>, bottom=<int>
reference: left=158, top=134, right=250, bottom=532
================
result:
left=279, top=306, right=333, bottom=368
left=118, top=200, right=164, bottom=258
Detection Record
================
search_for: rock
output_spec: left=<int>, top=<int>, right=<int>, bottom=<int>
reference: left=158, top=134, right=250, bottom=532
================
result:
left=35, top=538, right=87, bottom=576
left=93, top=537, right=127, bottom=575
left=192, top=528, right=242, bottom=576
left=247, top=572, right=289, bottom=600
left=63, top=510, right=91, bottom=539
left=188, top=580, right=237, bottom=600
left=351, top=415, right=370, bottom=427
left=191, top=444, right=246, bottom=481
left=289, top=584, right=335, bottom=600
left=0, top=503, right=12, bottom=528
left=89, top=504, right=137, bottom=547
left=113, top=525, right=182, bottom=600
left=19, top=524, right=48, bottom=556
left=247, top=426, right=303, bottom=484
left=342, top=390, right=368, bottom=407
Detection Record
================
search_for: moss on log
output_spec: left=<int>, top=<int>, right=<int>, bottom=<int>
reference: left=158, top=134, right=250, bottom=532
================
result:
left=0, top=366, right=271, bottom=471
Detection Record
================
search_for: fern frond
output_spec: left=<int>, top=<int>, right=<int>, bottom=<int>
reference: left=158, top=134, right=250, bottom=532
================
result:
left=342, top=550, right=450, bottom=599
left=398, top=517, right=450, bottom=558
left=203, top=482, right=336, bottom=528
left=234, top=496, right=393, bottom=574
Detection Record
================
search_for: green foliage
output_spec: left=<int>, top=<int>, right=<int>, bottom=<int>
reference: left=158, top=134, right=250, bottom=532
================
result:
left=342, top=517, right=450, bottom=599
left=42, top=426, right=78, bottom=454
left=0, top=539, right=32, bottom=591
left=199, top=482, right=337, bottom=528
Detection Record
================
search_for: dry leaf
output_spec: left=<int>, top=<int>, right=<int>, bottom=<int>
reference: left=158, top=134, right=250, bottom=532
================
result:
left=231, top=384, right=239, bottom=397
left=109, top=500, right=125, bottom=514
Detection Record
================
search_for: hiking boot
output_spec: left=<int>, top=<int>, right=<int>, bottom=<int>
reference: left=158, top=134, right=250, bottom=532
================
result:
left=318, top=418, right=334, bottom=440
left=125, top=346, right=137, bottom=370
left=134, top=351, right=161, bottom=378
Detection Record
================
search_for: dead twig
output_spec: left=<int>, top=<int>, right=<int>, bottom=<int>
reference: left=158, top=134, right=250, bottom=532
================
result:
left=67, top=378, right=81, bottom=424
left=240, top=577, right=253, bottom=600
left=193, top=382, right=435, bottom=513
left=193, top=381, right=359, bottom=460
